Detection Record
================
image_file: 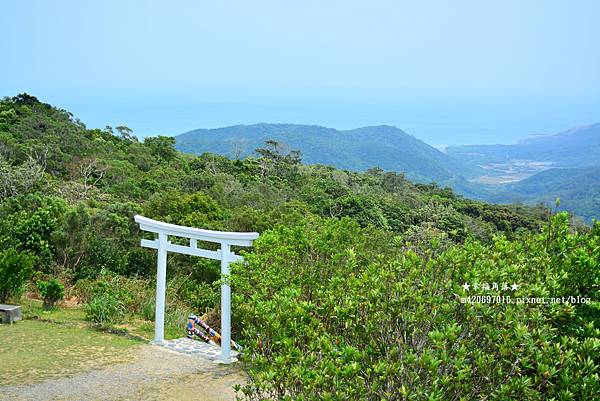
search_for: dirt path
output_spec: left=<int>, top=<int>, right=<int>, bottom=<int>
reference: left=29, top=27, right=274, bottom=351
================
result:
left=0, top=345, right=246, bottom=401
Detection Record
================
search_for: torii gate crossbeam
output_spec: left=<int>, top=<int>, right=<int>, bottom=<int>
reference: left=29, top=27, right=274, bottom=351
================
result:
left=134, top=215, right=259, bottom=363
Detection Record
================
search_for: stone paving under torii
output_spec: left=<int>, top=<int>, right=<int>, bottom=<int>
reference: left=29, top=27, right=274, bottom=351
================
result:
left=157, top=337, right=239, bottom=362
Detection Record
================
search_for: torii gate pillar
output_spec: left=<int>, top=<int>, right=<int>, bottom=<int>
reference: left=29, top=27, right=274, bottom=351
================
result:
left=134, top=215, right=259, bottom=363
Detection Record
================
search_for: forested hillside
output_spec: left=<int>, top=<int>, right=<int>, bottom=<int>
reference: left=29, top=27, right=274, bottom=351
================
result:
left=176, top=122, right=600, bottom=223
left=446, top=124, right=600, bottom=222
left=176, top=123, right=481, bottom=184
left=490, top=166, right=600, bottom=223
left=1, top=94, right=599, bottom=400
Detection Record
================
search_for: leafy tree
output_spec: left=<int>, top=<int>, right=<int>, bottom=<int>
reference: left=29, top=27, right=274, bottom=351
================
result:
left=255, top=139, right=302, bottom=180
left=0, top=156, right=45, bottom=199
left=115, top=125, right=137, bottom=142
left=12, top=93, right=40, bottom=106
left=0, top=249, right=35, bottom=302
left=144, top=135, right=177, bottom=162
left=0, top=194, right=65, bottom=270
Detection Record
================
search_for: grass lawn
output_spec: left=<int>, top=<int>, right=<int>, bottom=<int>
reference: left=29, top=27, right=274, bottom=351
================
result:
left=0, top=300, right=144, bottom=386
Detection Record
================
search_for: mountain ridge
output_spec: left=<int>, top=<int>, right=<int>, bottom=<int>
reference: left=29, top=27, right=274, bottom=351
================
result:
left=176, top=121, right=600, bottom=222
left=447, top=123, right=600, bottom=168
left=176, top=123, right=481, bottom=184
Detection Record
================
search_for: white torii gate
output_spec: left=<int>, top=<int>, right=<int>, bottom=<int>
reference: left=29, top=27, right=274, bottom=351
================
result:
left=134, top=215, right=259, bottom=363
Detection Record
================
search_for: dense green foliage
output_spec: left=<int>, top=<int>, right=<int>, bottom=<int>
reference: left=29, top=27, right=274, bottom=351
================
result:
left=84, top=277, right=127, bottom=326
left=36, top=278, right=65, bottom=309
left=233, top=214, right=600, bottom=400
left=0, top=248, right=35, bottom=302
left=0, top=94, right=598, bottom=400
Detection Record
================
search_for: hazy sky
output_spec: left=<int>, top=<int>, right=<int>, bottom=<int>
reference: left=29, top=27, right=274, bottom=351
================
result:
left=2, top=0, right=599, bottom=145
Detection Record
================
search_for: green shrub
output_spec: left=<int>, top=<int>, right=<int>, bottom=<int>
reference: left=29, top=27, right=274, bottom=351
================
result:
left=144, top=190, right=228, bottom=230
left=233, top=215, right=600, bottom=401
left=71, top=278, right=96, bottom=304
left=177, top=280, right=217, bottom=312
left=86, top=291, right=124, bottom=327
left=85, top=280, right=125, bottom=327
left=36, top=278, right=65, bottom=309
left=141, top=299, right=155, bottom=321
left=0, top=248, right=35, bottom=302
left=79, top=272, right=161, bottom=326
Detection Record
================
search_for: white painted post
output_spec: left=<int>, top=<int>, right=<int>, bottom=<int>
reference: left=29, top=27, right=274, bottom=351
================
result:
left=220, top=242, right=231, bottom=363
left=154, top=232, right=168, bottom=344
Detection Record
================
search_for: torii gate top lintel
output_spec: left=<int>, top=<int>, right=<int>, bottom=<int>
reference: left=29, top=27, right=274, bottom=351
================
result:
left=133, top=214, right=259, bottom=364
left=135, top=215, right=259, bottom=245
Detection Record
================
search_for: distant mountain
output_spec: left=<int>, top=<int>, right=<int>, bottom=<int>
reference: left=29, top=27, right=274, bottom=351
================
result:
left=176, top=124, right=481, bottom=184
left=446, top=123, right=600, bottom=168
left=489, top=166, right=600, bottom=223
left=175, top=122, right=600, bottom=222
left=445, top=123, right=600, bottom=222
